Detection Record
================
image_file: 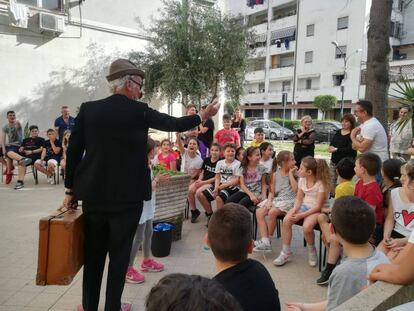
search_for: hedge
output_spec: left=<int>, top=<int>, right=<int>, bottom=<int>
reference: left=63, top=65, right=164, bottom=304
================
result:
left=272, top=118, right=301, bottom=130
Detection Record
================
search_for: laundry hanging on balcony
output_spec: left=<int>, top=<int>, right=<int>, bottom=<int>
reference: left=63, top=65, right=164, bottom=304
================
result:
left=247, top=0, right=264, bottom=9
left=8, top=0, right=29, bottom=28
left=271, top=27, right=296, bottom=42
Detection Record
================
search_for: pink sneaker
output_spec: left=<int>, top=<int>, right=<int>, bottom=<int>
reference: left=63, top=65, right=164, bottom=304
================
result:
left=120, top=302, right=133, bottom=311
left=76, top=305, right=84, bottom=311
left=125, top=266, right=145, bottom=284
left=141, top=258, right=164, bottom=272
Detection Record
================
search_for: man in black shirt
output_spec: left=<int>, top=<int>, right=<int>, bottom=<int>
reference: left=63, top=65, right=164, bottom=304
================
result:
left=7, top=125, right=44, bottom=189
left=206, top=203, right=281, bottom=311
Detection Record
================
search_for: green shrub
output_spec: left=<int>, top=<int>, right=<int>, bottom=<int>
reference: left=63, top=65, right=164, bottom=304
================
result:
left=272, top=118, right=300, bottom=130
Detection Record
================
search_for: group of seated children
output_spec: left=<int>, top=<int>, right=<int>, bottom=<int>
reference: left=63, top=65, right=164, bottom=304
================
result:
left=145, top=196, right=405, bottom=311
left=4, top=127, right=70, bottom=189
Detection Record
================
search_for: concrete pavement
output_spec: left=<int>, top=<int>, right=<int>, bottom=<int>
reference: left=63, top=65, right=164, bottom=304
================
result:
left=0, top=175, right=326, bottom=310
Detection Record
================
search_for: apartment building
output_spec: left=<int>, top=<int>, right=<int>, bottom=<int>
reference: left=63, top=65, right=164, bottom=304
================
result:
left=224, top=0, right=414, bottom=121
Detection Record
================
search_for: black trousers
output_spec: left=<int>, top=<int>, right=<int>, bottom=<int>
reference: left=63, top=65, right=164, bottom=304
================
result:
left=82, top=204, right=142, bottom=311
left=226, top=191, right=254, bottom=208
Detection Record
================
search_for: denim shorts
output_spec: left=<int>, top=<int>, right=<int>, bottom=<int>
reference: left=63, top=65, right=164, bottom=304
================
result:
left=299, top=204, right=310, bottom=213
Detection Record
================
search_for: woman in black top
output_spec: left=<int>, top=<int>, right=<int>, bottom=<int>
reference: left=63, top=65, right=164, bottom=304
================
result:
left=293, top=115, right=315, bottom=166
left=328, top=113, right=357, bottom=186
left=231, top=108, right=247, bottom=147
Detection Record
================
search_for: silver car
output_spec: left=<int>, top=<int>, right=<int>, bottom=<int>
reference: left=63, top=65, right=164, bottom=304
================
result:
left=246, top=119, right=294, bottom=140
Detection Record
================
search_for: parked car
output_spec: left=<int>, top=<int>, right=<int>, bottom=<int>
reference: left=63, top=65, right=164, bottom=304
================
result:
left=245, top=119, right=294, bottom=141
left=311, top=121, right=341, bottom=143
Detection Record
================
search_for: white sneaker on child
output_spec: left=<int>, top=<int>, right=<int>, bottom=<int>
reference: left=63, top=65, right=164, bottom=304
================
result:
left=273, top=251, right=291, bottom=266
left=253, top=240, right=272, bottom=252
left=308, top=248, right=317, bottom=267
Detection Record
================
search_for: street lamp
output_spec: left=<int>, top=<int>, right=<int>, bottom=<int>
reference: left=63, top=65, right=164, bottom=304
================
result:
left=331, top=41, right=362, bottom=117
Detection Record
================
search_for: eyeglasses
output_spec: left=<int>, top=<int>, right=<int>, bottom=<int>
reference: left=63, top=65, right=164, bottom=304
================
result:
left=129, top=79, right=143, bottom=89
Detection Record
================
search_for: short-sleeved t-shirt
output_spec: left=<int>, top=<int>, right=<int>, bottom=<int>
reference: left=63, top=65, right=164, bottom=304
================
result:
left=157, top=152, right=176, bottom=170
left=237, top=164, right=267, bottom=196
left=260, top=158, right=273, bottom=174
left=327, top=249, right=389, bottom=310
left=298, top=178, right=328, bottom=209
left=335, top=181, right=355, bottom=199
left=214, top=259, right=281, bottom=311
left=22, top=137, right=44, bottom=151
left=214, top=128, right=240, bottom=147
left=54, top=116, right=76, bottom=141
left=2, top=122, right=23, bottom=146
left=43, top=139, right=62, bottom=161
left=250, top=139, right=265, bottom=148
left=215, top=159, right=240, bottom=184
left=359, top=117, right=388, bottom=162
left=390, top=187, right=414, bottom=237
left=181, top=150, right=203, bottom=175
left=202, top=157, right=219, bottom=181
left=355, top=180, right=383, bottom=224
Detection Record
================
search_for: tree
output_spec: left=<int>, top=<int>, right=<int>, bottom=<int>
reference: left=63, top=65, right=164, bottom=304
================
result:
left=129, top=0, right=252, bottom=107
left=365, top=0, right=393, bottom=130
left=224, top=99, right=239, bottom=115
left=393, top=77, right=414, bottom=135
left=313, top=95, right=337, bottom=119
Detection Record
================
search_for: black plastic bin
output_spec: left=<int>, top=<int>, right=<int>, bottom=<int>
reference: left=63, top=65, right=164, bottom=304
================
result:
left=151, top=222, right=174, bottom=258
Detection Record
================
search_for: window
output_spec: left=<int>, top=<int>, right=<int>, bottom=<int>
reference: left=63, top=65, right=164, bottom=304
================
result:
left=258, top=82, right=265, bottom=93
left=282, top=80, right=291, bottom=91
left=337, top=16, right=349, bottom=30
left=333, top=74, right=345, bottom=86
left=335, top=45, right=347, bottom=59
left=306, top=79, right=312, bottom=90
left=305, top=51, right=313, bottom=63
left=306, top=24, right=314, bottom=37
left=17, top=0, right=63, bottom=11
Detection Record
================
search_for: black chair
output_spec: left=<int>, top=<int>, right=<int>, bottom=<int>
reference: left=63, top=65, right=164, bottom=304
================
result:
left=275, top=214, right=327, bottom=272
left=184, top=199, right=190, bottom=220
left=247, top=205, right=258, bottom=241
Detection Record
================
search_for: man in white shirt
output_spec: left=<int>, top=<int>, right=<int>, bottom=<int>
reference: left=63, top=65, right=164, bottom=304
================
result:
left=351, top=100, right=388, bottom=162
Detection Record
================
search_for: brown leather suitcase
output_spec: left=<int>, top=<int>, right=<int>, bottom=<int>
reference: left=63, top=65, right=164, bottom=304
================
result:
left=36, top=208, right=84, bottom=286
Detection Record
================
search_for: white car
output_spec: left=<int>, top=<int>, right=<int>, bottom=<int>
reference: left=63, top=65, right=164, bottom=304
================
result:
left=245, top=119, right=294, bottom=141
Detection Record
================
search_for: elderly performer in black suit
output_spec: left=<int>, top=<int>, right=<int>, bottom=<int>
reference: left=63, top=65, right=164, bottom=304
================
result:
left=62, top=59, right=219, bottom=311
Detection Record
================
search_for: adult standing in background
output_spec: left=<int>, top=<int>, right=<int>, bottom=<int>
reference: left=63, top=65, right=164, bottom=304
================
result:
left=231, top=108, right=246, bottom=147
left=389, top=106, right=412, bottom=162
left=328, top=113, right=357, bottom=185
left=198, top=103, right=215, bottom=151
left=54, top=106, right=76, bottom=141
left=351, top=100, right=388, bottom=163
left=293, top=115, right=315, bottom=167
left=63, top=59, right=219, bottom=311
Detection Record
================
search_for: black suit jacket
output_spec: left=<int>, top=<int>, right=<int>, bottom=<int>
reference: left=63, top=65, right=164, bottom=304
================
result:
left=65, top=94, right=201, bottom=212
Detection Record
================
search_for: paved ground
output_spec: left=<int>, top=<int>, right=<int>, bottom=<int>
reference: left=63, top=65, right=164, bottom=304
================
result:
left=0, top=174, right=326, bottom=311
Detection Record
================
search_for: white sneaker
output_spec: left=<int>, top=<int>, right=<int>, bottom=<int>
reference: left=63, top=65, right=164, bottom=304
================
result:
left=273, top=251, right=291, bottom=266
left=253, top=240, right=271, bottom=252
left=308, top=248, right=317, bottom=267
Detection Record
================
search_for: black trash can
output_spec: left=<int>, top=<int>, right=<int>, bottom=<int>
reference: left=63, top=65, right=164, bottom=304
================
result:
left=151, top=222, right=174, bottom=257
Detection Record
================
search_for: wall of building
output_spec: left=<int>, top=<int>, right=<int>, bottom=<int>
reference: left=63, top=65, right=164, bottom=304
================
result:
left=402, top=0, right=414, bottom=44
left=0, top=0, right=186, bottom=132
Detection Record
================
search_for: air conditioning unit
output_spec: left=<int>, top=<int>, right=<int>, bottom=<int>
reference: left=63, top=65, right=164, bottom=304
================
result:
left=39, top=12, right=64, bottom=34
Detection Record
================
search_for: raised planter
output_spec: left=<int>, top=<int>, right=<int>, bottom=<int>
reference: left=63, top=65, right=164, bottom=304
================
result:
left=154, top=174, right=191, bottom=241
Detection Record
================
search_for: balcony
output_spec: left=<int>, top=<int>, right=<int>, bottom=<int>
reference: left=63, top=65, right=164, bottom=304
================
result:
left=271, top=14, right=296, bottom=31
left=271, top=0, right=297, bottom=8
left=267, top=91, right=293, bottom=103
left=269, top=40, right=295, bottom=54
left=268, top=65, right=294, bottom=80
left=242, top=92, right=267, bottom=104
left=249, top=46, right=267, bottom=59
left=246, top=69, right=266, bottom=82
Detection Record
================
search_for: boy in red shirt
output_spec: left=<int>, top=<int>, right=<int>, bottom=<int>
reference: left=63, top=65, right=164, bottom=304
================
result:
left=354, top=152, right=384, bottom=245
left=214, top=114, right=240, bottom=149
